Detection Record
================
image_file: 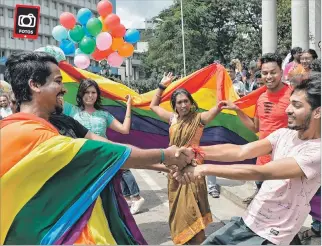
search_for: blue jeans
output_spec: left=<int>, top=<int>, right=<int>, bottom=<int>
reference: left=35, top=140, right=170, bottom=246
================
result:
left=207, top=176, right=219, bottom=193
left=121, top=170, right=140, bottom=197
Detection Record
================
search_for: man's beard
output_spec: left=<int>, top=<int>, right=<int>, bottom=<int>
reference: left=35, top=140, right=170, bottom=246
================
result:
left=54, top=105, right=63, bottom=115
left=288, top=113, right=312, bottom=131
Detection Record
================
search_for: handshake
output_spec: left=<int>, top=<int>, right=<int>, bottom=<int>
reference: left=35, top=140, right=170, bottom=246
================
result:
left=163, top=145, right=205, bottom=184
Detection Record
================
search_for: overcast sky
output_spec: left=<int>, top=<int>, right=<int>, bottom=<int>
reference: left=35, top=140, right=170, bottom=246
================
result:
left=115, top=0, right=174, bottom=29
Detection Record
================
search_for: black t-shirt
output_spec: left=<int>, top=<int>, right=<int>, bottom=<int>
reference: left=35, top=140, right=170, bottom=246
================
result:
left=49, top=114, right=88, bottom=139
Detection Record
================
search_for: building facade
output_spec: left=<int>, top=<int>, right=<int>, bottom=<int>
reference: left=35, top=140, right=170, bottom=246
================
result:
left=262, top=0, right=321, bottom=57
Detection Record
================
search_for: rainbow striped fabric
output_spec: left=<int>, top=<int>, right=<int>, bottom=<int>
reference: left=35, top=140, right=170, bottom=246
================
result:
left=60, top=62, right=263, bottom=157
left=0, top=113, right=147, bottom=245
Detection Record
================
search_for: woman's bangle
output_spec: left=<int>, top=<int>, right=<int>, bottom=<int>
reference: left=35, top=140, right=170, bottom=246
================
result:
left=155, top=94, right=162, bottom=98
left=160, top=149, right=165, bottom=164
left=126, top=115, right=131, bottom=118
left=158, top=84, right=167, bottom=90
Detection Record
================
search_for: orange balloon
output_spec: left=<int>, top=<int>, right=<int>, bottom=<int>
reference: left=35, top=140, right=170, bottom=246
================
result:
left=98, top=16, right=109, bottom=32
left=92, top=48, right=113, bottom=61
left=118, top=42, right=134, bottom=57
left=111, top=37, right=124, bottom=51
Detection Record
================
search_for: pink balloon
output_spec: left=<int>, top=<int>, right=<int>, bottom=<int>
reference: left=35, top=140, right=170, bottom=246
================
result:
left=60, top=12, right=76, bottom=29
left=96, top=32, right=112, bottom=51
left=74, top=54, right=90, bottom=69
left=107, top=52, right=124, bottom=67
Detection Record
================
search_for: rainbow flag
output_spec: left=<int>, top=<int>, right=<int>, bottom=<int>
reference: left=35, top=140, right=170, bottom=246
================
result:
left=0, top=113, right=146, bottom=245
left=60, top=62, right=264, bottom=163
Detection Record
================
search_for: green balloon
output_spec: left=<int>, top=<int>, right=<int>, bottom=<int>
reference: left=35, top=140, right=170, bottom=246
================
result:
left=86, top=18, right=102, bottom=36
left=79, top=37, right=96, bottom=54
left=69, top=25, right=85, bottom=43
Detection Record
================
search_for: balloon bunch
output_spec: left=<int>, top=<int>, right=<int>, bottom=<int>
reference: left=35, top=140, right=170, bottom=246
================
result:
left=52, top=0, right=140, bottom=69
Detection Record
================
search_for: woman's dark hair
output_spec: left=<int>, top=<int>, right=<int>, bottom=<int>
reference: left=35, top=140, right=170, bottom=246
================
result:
left=260, top=53, right=283, bottom=69
left=292, top=73, right=321, bottom=110
left=302, top=49, right=318, bottom=60
left=76, top=79, right=102, bottom=110
left=289, top=47, right=302, bottom=62
left=170, top=88, right=199, bottom=113
left=4, top=51, right=58, bottom=104
left=311, top=59, right=321, bottom=72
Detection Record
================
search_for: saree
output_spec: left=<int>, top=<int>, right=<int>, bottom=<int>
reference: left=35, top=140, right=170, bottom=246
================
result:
left=168, top=112, right=213, bottom=245
left=0, top=112, right=142, bottom=245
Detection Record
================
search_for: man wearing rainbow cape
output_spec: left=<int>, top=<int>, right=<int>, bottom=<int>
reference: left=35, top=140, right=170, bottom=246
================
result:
left=0, top=51, right=194, bottom=245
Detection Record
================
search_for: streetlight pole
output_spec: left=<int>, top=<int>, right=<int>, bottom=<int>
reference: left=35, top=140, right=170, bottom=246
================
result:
left=180, top=0, right=186, bottom=77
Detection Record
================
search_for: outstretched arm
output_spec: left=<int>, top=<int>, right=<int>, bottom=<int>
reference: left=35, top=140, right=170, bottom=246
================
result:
left=150, top=72, right=175, bottom=122
left=200, top=102, right=225, bottom=125
left=175, top=157, right=305, bottom=184
left=220, top=100, right=259, bottom=133
left=200, top=138, right=272, bottom=162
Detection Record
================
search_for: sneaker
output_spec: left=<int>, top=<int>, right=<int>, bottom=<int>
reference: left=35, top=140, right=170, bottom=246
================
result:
left=209, top=190, right=220, bottom=198
left=130, top=197, right=145, bottom=215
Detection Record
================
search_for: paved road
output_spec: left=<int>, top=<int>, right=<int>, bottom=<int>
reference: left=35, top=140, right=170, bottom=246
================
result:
left=130, top=169, right=321, bottom=245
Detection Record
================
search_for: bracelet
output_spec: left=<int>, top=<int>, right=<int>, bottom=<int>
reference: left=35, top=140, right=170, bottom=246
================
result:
left=155, top=94, right=162, bottom=98
left=126, top=115, right=131, bottom=118
left=158, top=84, right=167, bottom=90
left=160, top=149, right=165, bottom=164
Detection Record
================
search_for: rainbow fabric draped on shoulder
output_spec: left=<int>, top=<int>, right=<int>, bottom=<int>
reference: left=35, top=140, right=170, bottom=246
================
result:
left=60, top=62, right=265, bottom=163
left=0, top=112, right=146, bottom=245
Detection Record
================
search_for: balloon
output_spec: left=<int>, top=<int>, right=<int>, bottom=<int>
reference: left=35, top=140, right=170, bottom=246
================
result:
left=86, top=18, right=102, bottom=36
left=91, top=48, right=113, bottom=61
left=75, top=48, right=87, bottom=56
left=59, top=12, right=76, bottom=29
left=96, top=32, right=112, bottom=50
left=104, top=14, right=120, bottom=29
left=97, top=0, right=113, bottom=17
left=98, top=16, right=109, bottom=32
left=77, top=8, right=92, bottom=25
left=110, top=24, right=126, bottom=37
left=74, top=54, right=90, bottom=69
left=59, top=39, right=76, bottom=55
left=118, top=42, right=134, bottom=57
left=107, top=52, right=124, bottom=67
left=124, top=29, right=140, bottom=44
left=79, top=36, right=96, bottom=54
left=111, top=37, right=124, bottom=51
left=69, top=25, right=85, bottom=42
left=82, top=26, right=93, bottom=37
left=52, top=25, right=68, bottom=42
left=35, top=46, right=66, bottom=62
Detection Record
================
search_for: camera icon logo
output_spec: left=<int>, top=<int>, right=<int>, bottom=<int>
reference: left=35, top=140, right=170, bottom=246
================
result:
left=18, top=13, right=36, bottom=28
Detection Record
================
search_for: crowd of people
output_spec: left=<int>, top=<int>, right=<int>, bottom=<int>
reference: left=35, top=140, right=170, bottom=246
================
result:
left=0, top=46, right=321, bottom=245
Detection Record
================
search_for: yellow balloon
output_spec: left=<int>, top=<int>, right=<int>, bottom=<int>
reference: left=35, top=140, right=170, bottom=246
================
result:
left=98, top=16, right=109, bottom=32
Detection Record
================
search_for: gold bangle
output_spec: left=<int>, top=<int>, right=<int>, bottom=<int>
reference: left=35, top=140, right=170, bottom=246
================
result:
left=126, top=115, right=131, bottom=118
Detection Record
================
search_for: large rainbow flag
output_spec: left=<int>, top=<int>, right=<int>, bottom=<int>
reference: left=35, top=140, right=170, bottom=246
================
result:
left=0, top=113, right=147, bottom=245
left=60, top=61, right=265, bottom=163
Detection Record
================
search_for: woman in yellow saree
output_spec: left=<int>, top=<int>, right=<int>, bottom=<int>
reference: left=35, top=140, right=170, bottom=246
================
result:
left=150, top=73, right=223, bottom=244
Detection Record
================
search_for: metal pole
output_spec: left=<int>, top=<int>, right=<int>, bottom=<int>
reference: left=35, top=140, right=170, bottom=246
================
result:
left=180, top=0, right=186, bottom=76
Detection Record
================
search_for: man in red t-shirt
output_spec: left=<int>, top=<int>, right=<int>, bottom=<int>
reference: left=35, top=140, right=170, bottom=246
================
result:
left=221, top=53, right=292, bottom=199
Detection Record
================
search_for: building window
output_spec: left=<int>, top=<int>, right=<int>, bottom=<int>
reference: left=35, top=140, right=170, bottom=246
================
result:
left=44, top=17, right=49, bottom=26
left=44, top=36, right=49, bottom=45
left=53, top=1, right=57, bottom=9
left=67, top=5, right=72, bottom=12
left=0, top=8, right=3, bottom=16
left=0, top=28, right=4, bottom=37
left=58, top=3, right=63, bottom=11
left=9, top=30, right=14, bottom=39
left=52, top=19, right=58, bottom=27
left=44, top=0, right=49, bottom=7
left=38, top=35, right=42, bottom=43
left=8, top=9, right=14, bottom=18
left=34, top=0, right=41, bottom=5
